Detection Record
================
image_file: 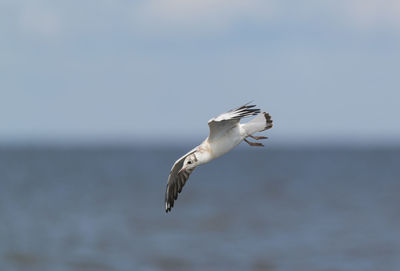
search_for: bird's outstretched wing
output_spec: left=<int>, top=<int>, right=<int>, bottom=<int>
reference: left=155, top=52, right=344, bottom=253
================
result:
left=165, top=148, right=197, bottom=212
left=207, top=104, right=260, bottom=142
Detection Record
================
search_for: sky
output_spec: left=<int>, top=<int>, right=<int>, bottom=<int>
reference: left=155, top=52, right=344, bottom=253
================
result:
left=1, top=0, right=400, bottom=145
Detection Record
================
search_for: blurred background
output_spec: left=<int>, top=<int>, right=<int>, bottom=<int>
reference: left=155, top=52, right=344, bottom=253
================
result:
left=1, top=0, right=399, bottom=270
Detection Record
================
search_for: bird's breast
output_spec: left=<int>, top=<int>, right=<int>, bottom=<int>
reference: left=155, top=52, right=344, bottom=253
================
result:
left=208, top=127, right=244, bottom=159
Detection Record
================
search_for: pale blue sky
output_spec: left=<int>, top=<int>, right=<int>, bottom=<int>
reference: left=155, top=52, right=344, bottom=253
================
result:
left=1, top=0, right=399, bottom=145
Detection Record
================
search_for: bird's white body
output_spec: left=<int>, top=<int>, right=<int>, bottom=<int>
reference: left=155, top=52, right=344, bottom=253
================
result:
left=201, top=124, right=246, bottom=162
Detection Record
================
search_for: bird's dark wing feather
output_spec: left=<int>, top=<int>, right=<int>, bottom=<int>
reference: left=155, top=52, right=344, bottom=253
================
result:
left=165, top=149, right=196, bottom=212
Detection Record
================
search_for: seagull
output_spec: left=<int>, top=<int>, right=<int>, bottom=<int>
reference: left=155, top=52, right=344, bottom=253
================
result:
left=165, top=103, right=273, bottom=212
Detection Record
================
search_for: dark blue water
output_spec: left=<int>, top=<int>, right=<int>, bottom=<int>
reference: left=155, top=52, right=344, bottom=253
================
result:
left=0, top=146, right=399, bottom=271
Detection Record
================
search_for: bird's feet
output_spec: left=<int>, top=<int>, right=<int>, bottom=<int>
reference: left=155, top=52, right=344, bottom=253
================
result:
left=249, top=135, right=268, bottom=140
left=244, top=138, right=264, bottom=147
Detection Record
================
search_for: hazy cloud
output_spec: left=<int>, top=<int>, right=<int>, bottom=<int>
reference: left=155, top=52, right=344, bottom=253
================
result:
left=8, top=1, right=61, bottom=38
left=345, top=0, right=400, bottom=29
left=131, top=0, right=278, bottom=35
left=129, top=0, right=400, bottom=36
left=4, top=0, right=400, bottom=39
left=17, top=1, right=61, bottom=38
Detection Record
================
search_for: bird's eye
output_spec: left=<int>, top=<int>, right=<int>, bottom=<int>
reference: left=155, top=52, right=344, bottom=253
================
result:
left=187, top=161, right=192, bottom=164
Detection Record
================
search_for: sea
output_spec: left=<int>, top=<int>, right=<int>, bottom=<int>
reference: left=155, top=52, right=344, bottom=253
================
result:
left=0, top=145, right=399, bottom=271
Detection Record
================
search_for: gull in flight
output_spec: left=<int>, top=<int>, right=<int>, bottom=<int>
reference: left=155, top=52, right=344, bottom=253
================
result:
left=165, top=103, right=273, bottom=212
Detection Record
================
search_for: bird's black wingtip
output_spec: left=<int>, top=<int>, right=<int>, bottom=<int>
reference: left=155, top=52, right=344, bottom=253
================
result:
left=165, top=200, right=174, bottom=213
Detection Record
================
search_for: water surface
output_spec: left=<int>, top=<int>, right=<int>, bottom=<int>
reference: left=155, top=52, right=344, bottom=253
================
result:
left=0, top=146, right=399, bottom=271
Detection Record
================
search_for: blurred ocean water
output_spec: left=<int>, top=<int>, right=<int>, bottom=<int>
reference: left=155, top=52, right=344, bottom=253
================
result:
left=0, top=146, right=399, bottom=271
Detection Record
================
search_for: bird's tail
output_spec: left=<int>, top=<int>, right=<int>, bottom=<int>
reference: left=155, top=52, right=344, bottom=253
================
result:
left=242, top=112, right=273, bottom=136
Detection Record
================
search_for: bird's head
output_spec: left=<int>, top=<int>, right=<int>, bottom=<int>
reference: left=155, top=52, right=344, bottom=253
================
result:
left=179, top=153, right=198, bottom=174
